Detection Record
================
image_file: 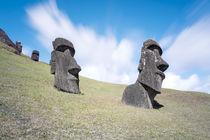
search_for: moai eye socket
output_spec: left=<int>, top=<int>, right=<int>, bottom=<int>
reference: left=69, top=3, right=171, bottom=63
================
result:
left=53, top=38, right=75, bottom=57
left=148, top=45, right=162, bottom=56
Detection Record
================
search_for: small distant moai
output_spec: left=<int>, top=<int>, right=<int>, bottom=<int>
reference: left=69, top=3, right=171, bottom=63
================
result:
left=50, top=38, right=81, bottom=94
left=31, top=50, right=39, bottom=61
left=14, top=41, right=22, bottom=55
left=122, top=39, right=169, bottom=109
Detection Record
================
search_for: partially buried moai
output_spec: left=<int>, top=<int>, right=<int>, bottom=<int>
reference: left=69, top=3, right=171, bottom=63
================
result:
left=122, top=39, right=169, bottom=109
left=31, top=50, right=39, bottom=61
left=50, top=38, right=81, bottom=94
left=14, top=41, right=22, bottom=55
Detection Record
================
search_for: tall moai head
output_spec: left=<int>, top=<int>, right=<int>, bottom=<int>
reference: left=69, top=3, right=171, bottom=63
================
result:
left=137, top=39, right=169, bottom=94
left=122, top=39, right=169, bottom=108
left=31, top=50, right=39, bottom=61
left=50, top=38, right=81, bottom=94
left=14, top=41, right=22, bottom=55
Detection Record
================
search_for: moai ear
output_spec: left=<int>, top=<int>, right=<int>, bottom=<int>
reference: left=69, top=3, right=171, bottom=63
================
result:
left=138, top=58, right=145, bottom=72
left=50, top=50, right=56, bottom=74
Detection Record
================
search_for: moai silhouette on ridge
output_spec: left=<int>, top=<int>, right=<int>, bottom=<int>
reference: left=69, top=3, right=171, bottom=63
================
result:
left=14, top=41, right=22, bottom=55
left=31, top=50, right=39, bottom=61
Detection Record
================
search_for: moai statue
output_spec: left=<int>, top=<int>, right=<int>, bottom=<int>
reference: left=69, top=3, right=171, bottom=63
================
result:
left=14, top=41, right=22, bottom=55
left=122, top=39, right=169, bottom=109
left=31, top=50, right=39, bottom=61
left=50, top=38, right=81, bottom=94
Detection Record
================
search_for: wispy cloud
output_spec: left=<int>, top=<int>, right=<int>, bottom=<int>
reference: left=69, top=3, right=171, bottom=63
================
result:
left=162, top=17, right=210, bottom=93
left=26, top=0, right=138, bottom=84
left=159, top=35, right=173, bottom=49
left=188, top=0, right=208, bottom=18
left=163, top=17, right=210, bottom=73
left=22, top=45, right=31, bottom=56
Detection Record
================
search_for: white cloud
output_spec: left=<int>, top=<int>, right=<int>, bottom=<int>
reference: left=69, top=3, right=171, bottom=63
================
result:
left=194, top=76, right=210, bottom=94
left=161, top=17, right=210, bottom=93
left=163, top=17, right=210, bottom=73
left=22, top=45, right=31, bottom=56
left=162, top=72, right=200, bottom=91
left=26, top=0, right=138, bottom=84
left=159, top=35, right=173, bottom=49
left=163, top=72, right=210, bottom=94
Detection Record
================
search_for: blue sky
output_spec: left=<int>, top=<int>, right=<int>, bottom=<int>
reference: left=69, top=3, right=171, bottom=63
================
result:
left=0, top=0, right=210, bottom=93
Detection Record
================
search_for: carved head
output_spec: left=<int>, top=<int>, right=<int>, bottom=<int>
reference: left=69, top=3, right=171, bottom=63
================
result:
left=50, top=38, right=81, bottom=93
left=31, top=50, right=39, bottom=61
left=137, top=39, right=168, bottom=93
left=15, top=41, right=22, bottom=54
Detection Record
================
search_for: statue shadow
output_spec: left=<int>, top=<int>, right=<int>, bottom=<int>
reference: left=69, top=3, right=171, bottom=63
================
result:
left=153, top=100, right=164, bottom=109
left=54, top=86, right=85, bottom=95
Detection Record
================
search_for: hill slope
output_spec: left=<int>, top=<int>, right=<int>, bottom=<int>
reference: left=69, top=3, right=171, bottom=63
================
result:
left=0, top=42, right=210, bottom=139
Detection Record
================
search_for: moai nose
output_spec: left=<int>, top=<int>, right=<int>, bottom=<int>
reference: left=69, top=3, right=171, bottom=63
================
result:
left=157, top=58, right=169, bottom=72
left=68, top=67, right=81, bottom=75
left=68, top=58, right=81, bottom=75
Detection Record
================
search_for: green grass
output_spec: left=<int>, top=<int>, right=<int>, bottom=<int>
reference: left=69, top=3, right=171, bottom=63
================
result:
left=0, top=42, right=210, bottom=139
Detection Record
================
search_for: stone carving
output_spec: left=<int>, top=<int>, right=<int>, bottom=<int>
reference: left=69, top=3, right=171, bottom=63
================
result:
left=14, top=41, right=22, bottom=55
left=0, top=28, right=24, bottom=55
left=0, top=28, right=15, bottom=49
left=122, top=39, right=169, bottom=109
left=31, top=50, right=39, bottom=61
left=50, top=38, right=81, bottom=94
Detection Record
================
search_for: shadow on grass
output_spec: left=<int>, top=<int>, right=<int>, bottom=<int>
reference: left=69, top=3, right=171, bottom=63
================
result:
left=153, top=100, right=164, bottom=109
left=54, top=86, right=85, bottom=95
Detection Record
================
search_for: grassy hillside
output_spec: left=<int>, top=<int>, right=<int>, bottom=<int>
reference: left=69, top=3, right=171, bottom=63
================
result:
left=0, top=42, right=210, bottom=139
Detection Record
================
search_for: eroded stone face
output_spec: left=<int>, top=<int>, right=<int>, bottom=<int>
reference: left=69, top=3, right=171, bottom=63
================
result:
left=31, top=50, right=39, bottom=61
left=50, top=50, right=56, bottom=74
left=122, top=39, right=169, bottom=108
left=138, top=39, right=168, bottom=93
left=50, top=38, right=81, bottom=94
left=14, top=41, right=22, bottom=55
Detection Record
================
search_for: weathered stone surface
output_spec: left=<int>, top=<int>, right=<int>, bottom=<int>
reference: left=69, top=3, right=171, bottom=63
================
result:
left=14, top=41, right=22, bottom=55
left=31, top=50, right=39, bottom=61
left=0, top=28, right=24, bottom=55
left=0, top=28, right=15, bottom=49
left=50, top=50, right=56, bottom=74
left=122, top=82, right=152, bottom=108
left=122, top=39, right=169, bottom=109
left=53, top=38, right=75, bottom=56
left=50, top=38, right=81, bottom=94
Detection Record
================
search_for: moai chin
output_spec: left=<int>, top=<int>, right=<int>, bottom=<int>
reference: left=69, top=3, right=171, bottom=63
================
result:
left=31, top=50, right=39, bottom=61
left=50, top=38, right=81, bottom=94
left=122, top=39, right=169, bottom=109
